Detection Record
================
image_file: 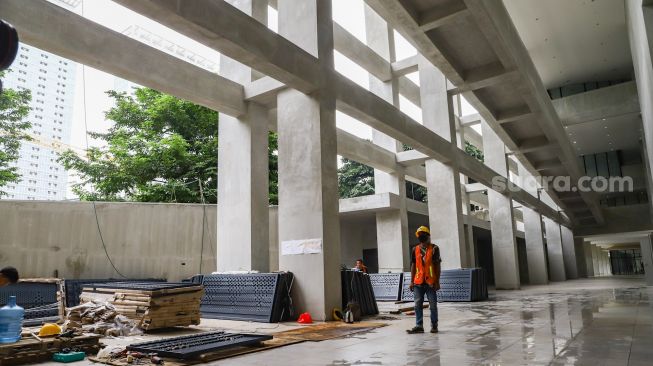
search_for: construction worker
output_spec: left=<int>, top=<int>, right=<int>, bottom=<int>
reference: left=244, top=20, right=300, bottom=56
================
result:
left=0, top=266, right=19, bottom=287
left=407, top=226, right=441, bottom=334
left=354, top=259, right=368, bottom=273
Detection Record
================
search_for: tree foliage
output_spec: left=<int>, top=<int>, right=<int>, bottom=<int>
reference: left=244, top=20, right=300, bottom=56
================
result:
left=337, top=141, right=485, bottom=202
left=338, top=157, right=374, bottom=198
left=0, top=72, right=32, bottom=196
left=465, top=141, right=484, bottom=162
left=59, top=88, right=279, bottom=204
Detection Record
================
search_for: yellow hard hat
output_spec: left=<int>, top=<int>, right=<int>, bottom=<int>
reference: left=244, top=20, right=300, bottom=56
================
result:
left=415, top=226, right=430, bottom=237
left=38, top=323, right=62, bottom=337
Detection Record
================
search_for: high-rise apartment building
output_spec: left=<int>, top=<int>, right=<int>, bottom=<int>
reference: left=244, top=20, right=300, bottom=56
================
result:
left=2, top=44, right=76, bottom=200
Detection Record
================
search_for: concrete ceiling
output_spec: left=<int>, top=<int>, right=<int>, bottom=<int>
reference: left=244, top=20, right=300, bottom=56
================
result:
left=503, top=0, right=633, bottom=89
left=566, top=113, right=642, bottom=156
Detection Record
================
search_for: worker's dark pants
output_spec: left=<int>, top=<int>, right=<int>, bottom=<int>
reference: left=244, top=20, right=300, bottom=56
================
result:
left=414, top=284, right=438, bottom=328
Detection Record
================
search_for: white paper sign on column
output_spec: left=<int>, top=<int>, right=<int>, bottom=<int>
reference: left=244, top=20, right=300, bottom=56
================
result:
left=281, top=238, right=323, bottom=255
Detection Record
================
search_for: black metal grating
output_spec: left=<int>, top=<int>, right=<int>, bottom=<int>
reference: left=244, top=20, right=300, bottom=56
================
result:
left=0, top=282, right=60, bottom=324
left=400, top=268, right=489, bottom=302
left=82, top=281, right=195, bottom=291
left=64, top=278, right=166, bottom=307
left=200, top=272, right=294, bottom=323
left=341, top=270, right=378, bottom=316
left=369, top=273, right=403, bottom=301
left=127, top=331, right=272, bottom=360
left=401, top=272, right=414, bottom=302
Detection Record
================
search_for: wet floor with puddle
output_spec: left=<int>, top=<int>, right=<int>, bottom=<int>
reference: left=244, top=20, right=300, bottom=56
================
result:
left=213, top=277, right=653, bottom=366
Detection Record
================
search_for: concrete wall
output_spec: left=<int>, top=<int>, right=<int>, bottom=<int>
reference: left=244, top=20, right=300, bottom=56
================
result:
left=0, top=201, right=217, bottom=281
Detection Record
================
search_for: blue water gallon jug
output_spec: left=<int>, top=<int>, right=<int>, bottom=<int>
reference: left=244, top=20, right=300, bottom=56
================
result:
left=0, top=295, right=24, bottom=343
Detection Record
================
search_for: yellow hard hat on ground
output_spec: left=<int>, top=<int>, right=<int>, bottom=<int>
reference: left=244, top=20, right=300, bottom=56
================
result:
left=38, top=323, right=62, bottom=337
left=415, top=226, right=430, bottom=237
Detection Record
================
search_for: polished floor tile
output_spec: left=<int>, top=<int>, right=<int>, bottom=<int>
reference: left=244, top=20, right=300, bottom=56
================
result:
left=211, top=276, right=653, bottom=366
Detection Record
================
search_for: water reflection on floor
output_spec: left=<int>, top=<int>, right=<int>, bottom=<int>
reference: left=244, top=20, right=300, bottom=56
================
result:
left=214, top=277, right=653, bottom=366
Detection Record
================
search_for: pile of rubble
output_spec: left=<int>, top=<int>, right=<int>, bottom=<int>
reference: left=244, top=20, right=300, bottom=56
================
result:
left=63, top=301, right=141, bottom=337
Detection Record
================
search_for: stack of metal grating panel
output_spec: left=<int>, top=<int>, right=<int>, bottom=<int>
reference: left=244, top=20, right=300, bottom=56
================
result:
left=341, top=270, right=378, bottom=316
left=400, top=268, right=489, bottom=302
left=369, top=273, right=403, bottom=301
left=199, top=272, right=294, bottom=323
left=0, top=282, right=61, bottom=326
left=63, top=278, right=166, bottom=307
left=127, top=331, right=272, bottom=360
left=401, top=271, right=414, bottom=302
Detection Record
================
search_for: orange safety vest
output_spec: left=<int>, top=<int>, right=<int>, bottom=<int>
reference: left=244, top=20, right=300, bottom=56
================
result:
left=414, top=244, right=436, bottom=286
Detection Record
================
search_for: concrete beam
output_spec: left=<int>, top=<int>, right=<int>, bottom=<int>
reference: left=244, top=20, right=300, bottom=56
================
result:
left=0, top=0, right=246, bottom=117
left=496, top=107, right=535, bottom=124
left=79, top=0, right=566, bottom=227
left=449, top=64, right=521, bottom=95
left=366, top=0, right=602, bottom=225
left=333, top=22, right=392, bottom=81
left=114, top=0, right=321, bottom=93
left=396, top=149, right=429, bottom=166
left=515, top=136, right=559, bottom=154
left=417, top=2, right=470, bottom=32
left=244, top=76, right=286, bottom=105
left=533, top=158, right=563, bottom=172
left=338, top=192, right=401, bottom=215
left=392, top=55, right=419, bottom=76
left=552, top=81, right=640, bottom=126
left=465, top=183, right=487, bottom=193
left=460, top=113, right=482, bottom=127
left=397, top=77, right=422, bottom=107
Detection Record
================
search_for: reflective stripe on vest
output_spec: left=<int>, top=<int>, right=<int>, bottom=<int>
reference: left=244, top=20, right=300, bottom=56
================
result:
left=414, top=244, right=435, bottom=286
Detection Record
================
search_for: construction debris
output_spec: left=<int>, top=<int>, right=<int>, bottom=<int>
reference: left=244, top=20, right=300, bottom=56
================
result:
left=0, top=330, right=101, bottom=366
left=63, top=301, right=141, bottom=337
left=80, top=282, right=204, bottom=331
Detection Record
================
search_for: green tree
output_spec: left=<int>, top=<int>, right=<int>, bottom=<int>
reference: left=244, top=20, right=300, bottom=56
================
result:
left=0, top=72, right=32, bottom=196
left=338, top=141, right=483, bottom=202
left=59, top=88, right=279, bottom=204
left=338, top=158, right=374, bottom=198
left=465, top=141, right=484, bottom=162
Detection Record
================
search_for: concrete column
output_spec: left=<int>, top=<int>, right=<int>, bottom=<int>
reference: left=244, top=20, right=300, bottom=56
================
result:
left=276, top=0, right=341, bottom=320
left=574, top=238, right=587, bottom=278
left=592, top=244, right=601, bottom=276
left=583, top=242, right=595, bottom=277
left=481, top=121, right=519, bottom=288
left=640, top=234, right=653, bottom=285
left=364, top=5, right=409, bottom=272
left=421, top=57, right=467, bottom=270
left=626, top=0, right=653, bottom=218
left=544, top=217, right=566, bottom=281
left=560, top=226, right=579, bottom=279
left=517, top=163, right=548, bottom=284
left=217, top=0, right=269, bottom=272
left=604, top=251, right=611, bottom=275
left=454, top=95, right=477, bottom=267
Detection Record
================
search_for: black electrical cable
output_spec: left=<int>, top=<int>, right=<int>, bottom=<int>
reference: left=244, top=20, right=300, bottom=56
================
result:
left=80, top=0, right=125, bottom=279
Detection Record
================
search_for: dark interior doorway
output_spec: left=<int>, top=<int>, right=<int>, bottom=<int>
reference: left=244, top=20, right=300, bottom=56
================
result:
left=363, top=248, right=379, bottom=274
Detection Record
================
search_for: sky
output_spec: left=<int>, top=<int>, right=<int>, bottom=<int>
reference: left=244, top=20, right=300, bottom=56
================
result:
left=48, top=0, right=479, bottom=197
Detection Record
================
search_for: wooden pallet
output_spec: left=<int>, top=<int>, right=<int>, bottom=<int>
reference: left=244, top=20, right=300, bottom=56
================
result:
left=79, top=286, right=204, bottom=331
left=0, top=333, right=102, bottom=366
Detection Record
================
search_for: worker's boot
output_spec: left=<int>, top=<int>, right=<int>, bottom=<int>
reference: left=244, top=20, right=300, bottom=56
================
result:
left=406, top=326, right=424, bottom=334
left=430, top=324, right=438, bottom=333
